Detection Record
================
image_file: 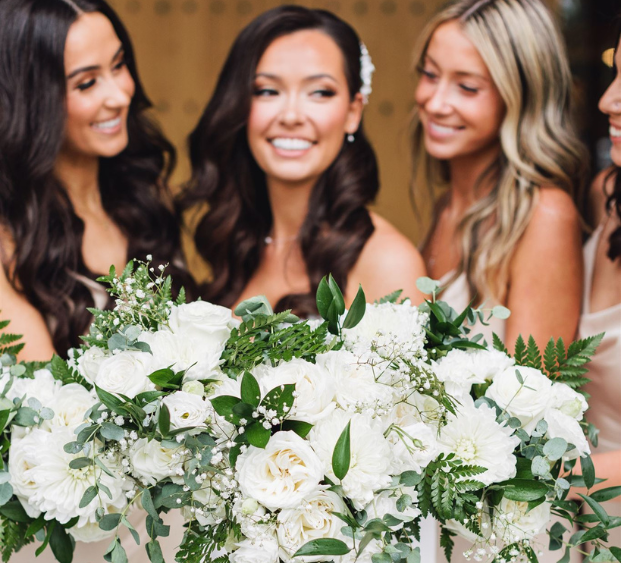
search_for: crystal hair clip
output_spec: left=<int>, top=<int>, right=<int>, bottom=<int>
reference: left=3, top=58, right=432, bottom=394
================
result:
left=359, top=42, right=375, bottom=105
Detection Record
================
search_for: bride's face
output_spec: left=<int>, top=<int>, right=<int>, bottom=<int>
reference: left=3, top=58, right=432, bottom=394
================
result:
left=61, top=12, right=135, bottom=160
left=247, top=29, right=363, bottom=188
left=599, top=39, right=621, bottom=167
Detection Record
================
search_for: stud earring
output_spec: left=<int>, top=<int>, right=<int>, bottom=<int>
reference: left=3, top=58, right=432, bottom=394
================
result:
left=347, top=134, right=355, bottom=143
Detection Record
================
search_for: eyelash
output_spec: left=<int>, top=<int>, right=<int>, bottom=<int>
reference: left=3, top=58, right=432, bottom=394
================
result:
left=252, top=88, right=336, bottom=98
left=76, top=59, right=127, bottom=92
left=418, top=66, right=479, bottom=94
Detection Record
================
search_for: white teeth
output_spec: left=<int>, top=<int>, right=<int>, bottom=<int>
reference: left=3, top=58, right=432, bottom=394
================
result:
left=611, top=126, right=621, bottom=138
left=92, top=117, right=121, bottom=131
left=430, top=122, right=458, bottom=135
left=271, top=138, right=313, bottom=150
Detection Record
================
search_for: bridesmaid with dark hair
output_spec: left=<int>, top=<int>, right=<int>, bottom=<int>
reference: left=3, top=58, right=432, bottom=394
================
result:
left=180, top=5, right=426, bottom=316
left=0, top=0, right=192, bottom=362
left=0, top=0, right=188, bottom=559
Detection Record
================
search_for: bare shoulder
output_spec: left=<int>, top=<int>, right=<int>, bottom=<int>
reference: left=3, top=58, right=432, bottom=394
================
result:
left=346, top=212, right=426, bottom=304
left=527, top=186, right=580, bottom=234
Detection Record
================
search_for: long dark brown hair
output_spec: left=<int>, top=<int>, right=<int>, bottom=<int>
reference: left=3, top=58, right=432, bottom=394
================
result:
left=0, top=0, right=190, bottom=356
left=179, top=5, right=379, bottom=317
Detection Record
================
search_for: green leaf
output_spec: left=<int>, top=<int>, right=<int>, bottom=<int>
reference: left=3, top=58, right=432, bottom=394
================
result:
left=79, top=486, right=98, bottom=508
left=502, top=479, right=548, bottom=502
left=0, top=482, right=13, bottom=505
left=327, top=275, right=346, bottom=316
left=578, top=494, right=609, bottom=526
left=400, top=471, right=423, bottom=487
left=342, top=285, right=366, bottom=330
left=416, top=277, right=440, bottom=295
left=281, top=420, right=313, bottom=438
left=581, top=454, right=596, bottom=490
left=158, top=404, right=171, bottom=437
left=371, top=554, right=392, bottom=563
left=491, top=305, right=511, bottom=320
left=99, top=513, right=123, bottom=531
left=148, top=368, right=182, bottom=390
left=69, top=457, right=93, bottom=470
left=293, top=538, right=350, bottom=557
left=146, top=539, right=165, bottom=563
left=210, top=395, right=241, bottom=421
left=245, top=422, right=271, bottom=448
left=13, top=406, right=38, bottom=427
left=49, top=523, right=74, bottom=563
left=241, top=372, right=261, bottom=408
left=591, top=486, right=621, bottom=503
left=377, top=289, right=403, bottom=304
left=332, top=421, right=351, bottom=481
left=100, top=422, right=125, bottom=441
left=0, top=500, right=31, bottom=522
left=407, top=547, right=421, bottom=563
left=120, top=517, right=140, bottom=545
left=141, top=489, right=159, bottom=521
left=543, top=438, right=568, bottom=461
left=610, top=546, right=621, bottom=562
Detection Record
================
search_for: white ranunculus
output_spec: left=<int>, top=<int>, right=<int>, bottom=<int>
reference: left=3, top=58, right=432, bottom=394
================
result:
left=236, top=431, right=324, bottom=511
left=10, top=427, right=127, bottom=527
left=254, top=359, right=336, bottom=423
left=317, top=351, right=394, bottom=413
left=168, top=301, right=233, bottom=349
left=139, top=330, right=223, bottom=383
left=277, top=490, right=346, bottom=562
left=161, top=391, right=209, bottom=430
left=77, top=346, right=108, bottom=383
left=544, top=409, right=590, bottom=459
left=129, top=438, right=185, bottom=486
left=94, top=351, right=156, bottom=399
left=549, top=382, right=588, bottom=421
left=493, top=498, right=551, bottom=543
left=44, top=384, right=96, bottom=431
left=485, top=366, right=553, bottom=434
left=434, top=349, right=514, bottom=403
left=230, top=535, right=280, bottom=563
left=388, top=421, right=440, bottom=474
left=438, top=400, right=520, bottom=485
left=310, top=411, right=392, bottom=509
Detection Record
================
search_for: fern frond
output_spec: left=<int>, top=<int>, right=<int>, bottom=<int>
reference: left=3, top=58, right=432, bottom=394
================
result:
left=514, top=335, right=526, bottom=364
left=492, top=333, right=508, bottom=355
left=525, top=336, right=542, bottom=370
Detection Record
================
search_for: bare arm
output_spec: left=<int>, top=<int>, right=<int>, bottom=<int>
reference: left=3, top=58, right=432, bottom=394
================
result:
left=346, top=213, right=427, bottom=306
left=505, top=188, right=583, bottom=352
left=0, top=264, right=56, bottom=362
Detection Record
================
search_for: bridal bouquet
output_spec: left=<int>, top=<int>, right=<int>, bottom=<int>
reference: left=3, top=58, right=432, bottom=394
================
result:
left=0, top=264, right=618, bottom=563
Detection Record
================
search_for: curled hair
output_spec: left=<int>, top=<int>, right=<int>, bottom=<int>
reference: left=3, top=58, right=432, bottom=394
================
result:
left=0, top=0, right=189, bottom=355
left=179, top=5, right=378, bottom=317
left=411, top=0, right=588, bottom=301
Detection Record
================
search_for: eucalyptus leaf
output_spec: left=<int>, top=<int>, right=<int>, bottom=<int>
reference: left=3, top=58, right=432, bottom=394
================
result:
left=79, top=486, right=98, bottom=508
left=69, top=457, right=93, bottom=470
left=100, top=422, right=125, bottom=441
left=543, top=438, right=568, bottom=461
left=0, top=481, right=13, bottom=505
left=416, top=277, right=440, bottom=295
left=99, top=513, right=123, bottom=531
left=491, top=305, right=511, bottom=320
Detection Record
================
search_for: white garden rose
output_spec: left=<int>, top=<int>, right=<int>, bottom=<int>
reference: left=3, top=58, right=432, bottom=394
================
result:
left=364, top=489, right=420, bottom=528
left=94, top=350, right=156, bottom=399
left=139, top=330, right=223, bottom=383
left=161, top=391, right=209, bottom=429
left=493, top=498, right=551, bottom=542
left=310, top=411, right=392, bottom=509
left=390, top=392, right=444, bottom=429
left=438, top=400, right=520, bottom=485
left=44, top=384, right=96, bottom=431
left=8, top=430, right=43, bottom=518
left=317, top=351, right=394, bottom=413
left=544, top=409, right=590, bottom=459
left=129, top=438, right=185, bottom=486
left=388, top=421, right=440, bottom=474
left=255, top=358, right=336, bottom=423
left=486, top=366, right=553, bottom=434
left=77, top=346, right=108, bottom=383
left=434, top=349, right=514, bottom=403
left=277, top=490, right=346, bottom=562
left=168, top=301, right=233, bottom=349
left=550, top=382, right=588, bottom=420
left=236, top=431, right=324, bottom=510
left=230, top=535, right=280, bottom=563
left=6, top=368, right=61, bottom=405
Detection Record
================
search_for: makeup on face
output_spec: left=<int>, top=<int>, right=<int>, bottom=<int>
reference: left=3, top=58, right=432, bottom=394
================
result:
left=599, top=40, right=621, bottom=166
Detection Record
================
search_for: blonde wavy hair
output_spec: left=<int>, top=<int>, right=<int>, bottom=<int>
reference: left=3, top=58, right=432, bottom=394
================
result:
left=412, top=0, right=588, bottom=303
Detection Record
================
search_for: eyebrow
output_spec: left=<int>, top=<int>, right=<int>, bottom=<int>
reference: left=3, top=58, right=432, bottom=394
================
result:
left=254, top=72, right=338, bottom=83
left=66, top=45, right=125, bottom=79
left=424, top=54, right=489, bottom=82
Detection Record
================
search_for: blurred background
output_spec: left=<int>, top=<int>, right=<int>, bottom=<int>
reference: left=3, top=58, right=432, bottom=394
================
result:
left=105, top=0, right=620, bottom=272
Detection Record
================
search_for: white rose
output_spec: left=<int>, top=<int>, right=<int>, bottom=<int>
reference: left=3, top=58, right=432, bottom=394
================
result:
left=438, top=400, right=520, bottom=486
left=388, top=421, right=440, bottom=474
left=44, top=384, right=96, bottom=431
left=365, top=489, right=420, bottom=528
left=185, top=486, right=226, bottom=527
left=310, top=411, right=392, bottom=510
left=94, top=351, right=156, bottom=399
left=69, top=520, right=116, bottom=543
left=317, top=351, right=394, bottom=413
left=277, top=490, right=346, bottom=562
left=390, top=393, right=444, bottom=429
left=549, top=383, right=588, bottom=421
left=129, top=438, right=185, bottom=486
left=182, top=380, right=205, bottom=397
left=255, top=358, right=336, bottom=423
left=486, top=366, right=553, bottom=434
left=77, top=346, right=108, bottom=383
left=493, top=498, right=551, bottom=542
left=6, top=368, right=61, bottom=405
left=236, top=431, right=324, bottom=510
left=168, top=301, right=233, bottom=349
left=544, top=409, right=590, bottom=459
left=444, top=518, right=486, bottom=544
left=162, top=391, right=209, bottom=430
left=8, top=431, right=43, bottom=518
left=139, top=330, right=223, bottom=383
left=230, top=535, right=280, bottom=563
left=434, top=349, right=514, bottom=403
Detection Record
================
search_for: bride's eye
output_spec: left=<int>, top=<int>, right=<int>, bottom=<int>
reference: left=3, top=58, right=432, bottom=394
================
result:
left=253, top=87, right=279, bottom=97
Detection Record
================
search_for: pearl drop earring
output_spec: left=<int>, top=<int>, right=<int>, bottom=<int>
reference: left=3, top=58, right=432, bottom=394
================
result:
left=347, top=134, right=355, bottom=143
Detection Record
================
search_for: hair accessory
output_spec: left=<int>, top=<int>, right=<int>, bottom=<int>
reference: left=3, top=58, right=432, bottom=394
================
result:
left=359, top=43, right=375, bottom=105
left=347, top=134, right=355, bottom=143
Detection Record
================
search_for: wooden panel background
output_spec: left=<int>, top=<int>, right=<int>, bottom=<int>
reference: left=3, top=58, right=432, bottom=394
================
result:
left=105, top=0, right=560, bottom=277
